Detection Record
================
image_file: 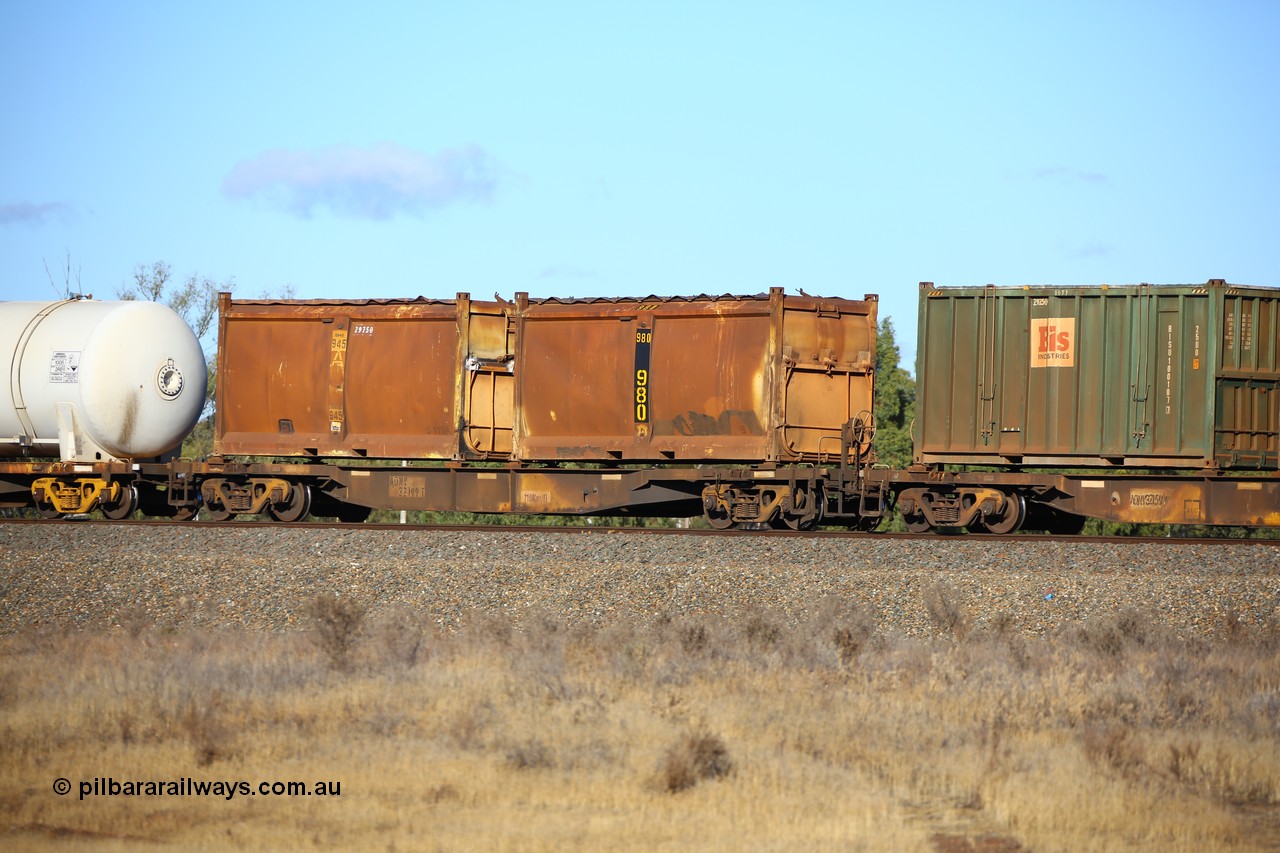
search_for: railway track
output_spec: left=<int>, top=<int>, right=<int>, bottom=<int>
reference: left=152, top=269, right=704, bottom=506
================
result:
left=4, top=516, right=1278, bottom=640
left=4, top=514, right=1280, bottom=547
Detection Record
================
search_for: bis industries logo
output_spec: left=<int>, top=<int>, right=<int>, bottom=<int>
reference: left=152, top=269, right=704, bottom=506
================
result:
left=1030, top=317, right=1076, bottom=368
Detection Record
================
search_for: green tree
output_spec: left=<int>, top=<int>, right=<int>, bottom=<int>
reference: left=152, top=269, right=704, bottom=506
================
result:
left=872, top=317, right=915, bottom=470
left=119, top=262, right=232, bottom=422
left=120, top=261, right=226, bottom=341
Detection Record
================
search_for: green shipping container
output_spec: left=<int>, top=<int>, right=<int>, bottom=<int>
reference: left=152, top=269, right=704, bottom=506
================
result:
left=914, top=280, right=1280, bottom=469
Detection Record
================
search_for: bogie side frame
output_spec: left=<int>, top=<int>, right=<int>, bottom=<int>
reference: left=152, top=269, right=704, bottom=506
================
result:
left=876, top=467, right=1280, bottom=532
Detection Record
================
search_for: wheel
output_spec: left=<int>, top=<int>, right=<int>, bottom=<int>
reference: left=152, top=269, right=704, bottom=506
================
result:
left=36, top=501, right=62, bottom=519
left=267, top=482, right=312, bottom=523
left=705, top=508, right=735, bottom=530
left=704, top=500, right=736, bottom=529
left=780, top=487, right=823, bottom=531
left=903, top=513, right=932, bottom=533
left=898, top=494, right=932, bottom=533
left=702, top=486, right=736, bottom=530
left=201, top=500, right=234, bottom=522
left=100, top=484, right=138, bottom=520
left=982, top=493, right=1026, bottom=535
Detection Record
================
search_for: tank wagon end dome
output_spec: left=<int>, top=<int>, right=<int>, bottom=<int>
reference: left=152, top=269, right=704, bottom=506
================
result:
left=1, top=298, right=207, bottom=461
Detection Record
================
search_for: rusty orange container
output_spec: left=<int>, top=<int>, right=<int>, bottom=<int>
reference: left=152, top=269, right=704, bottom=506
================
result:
left=512, top=288, right=877, bottom=462
left=215, top=294, right=510, bottom=459
left=914, top=279, right=1280, bottom=469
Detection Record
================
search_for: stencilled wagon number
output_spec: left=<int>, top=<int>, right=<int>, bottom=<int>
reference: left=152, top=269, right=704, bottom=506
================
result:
left=635, top=368, right=649, bottom=422
left=633, top=324, right=652, bottom=425
left=352, top=324, right=374, bottom=336
left=389, top=474, right=426, bottom=499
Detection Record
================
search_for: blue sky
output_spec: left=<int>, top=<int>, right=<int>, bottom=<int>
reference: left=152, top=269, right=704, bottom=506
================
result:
left=3, top=1, right=1277, bottom=369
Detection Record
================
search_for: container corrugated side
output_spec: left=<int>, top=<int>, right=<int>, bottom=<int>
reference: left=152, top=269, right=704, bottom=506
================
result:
left=511, top=289, right=876, bottom=463
left=216, top=295, right=505, bottom=460
left=915, top=281, right=1279, bottom=469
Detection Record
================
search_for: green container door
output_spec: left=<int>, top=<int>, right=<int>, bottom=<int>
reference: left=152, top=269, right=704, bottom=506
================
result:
left=1215, top=292, right=1280, bottom=467
left=1139, top=289, right=1212, bottom=460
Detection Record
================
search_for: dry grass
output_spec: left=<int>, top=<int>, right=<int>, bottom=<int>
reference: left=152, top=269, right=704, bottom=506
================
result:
left=1, top=596, right=1277, bottom=851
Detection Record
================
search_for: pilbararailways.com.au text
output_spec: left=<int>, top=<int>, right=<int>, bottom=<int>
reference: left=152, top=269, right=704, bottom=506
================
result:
left=56, top=777, right=341, bottom=801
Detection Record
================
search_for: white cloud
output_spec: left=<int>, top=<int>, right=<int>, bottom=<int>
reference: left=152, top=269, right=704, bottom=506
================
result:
left=0, top=201, right=72, bottom=226
left=223, top=143, right=499, bottom=219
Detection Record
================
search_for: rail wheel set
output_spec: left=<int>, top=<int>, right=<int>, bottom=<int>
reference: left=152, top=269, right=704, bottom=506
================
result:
left=4, top=280, right=1279, bottom=532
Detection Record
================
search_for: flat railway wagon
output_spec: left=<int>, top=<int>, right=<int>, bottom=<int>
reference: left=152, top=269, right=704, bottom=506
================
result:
left=202, top=288, right=885, bottom=528
left=884, top=280, right=1280, bottom=532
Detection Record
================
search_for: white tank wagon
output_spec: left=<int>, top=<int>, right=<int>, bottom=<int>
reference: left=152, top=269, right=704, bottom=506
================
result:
left=1, top=298, right=206, bottom=516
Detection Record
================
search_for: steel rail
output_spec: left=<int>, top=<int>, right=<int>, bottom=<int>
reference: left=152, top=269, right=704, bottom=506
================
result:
left=3, top=516, right=1279, bottom=546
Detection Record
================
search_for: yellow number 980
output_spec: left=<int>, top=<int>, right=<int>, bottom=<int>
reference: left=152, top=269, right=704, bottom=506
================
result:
left=635, top=369, right=649, bottom=421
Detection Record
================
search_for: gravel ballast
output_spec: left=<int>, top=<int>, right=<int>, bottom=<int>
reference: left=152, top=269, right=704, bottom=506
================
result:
left=2, top=524, right=1278, bottom=638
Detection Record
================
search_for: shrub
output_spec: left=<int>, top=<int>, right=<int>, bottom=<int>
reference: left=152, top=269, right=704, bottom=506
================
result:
left=506, top=738, right=556, bottom=770
left=656, top=730, right=733, bottom=793
left=180, top=692, right=234, bottom=767
left=742, top=608, right=782, bottom=650
left=373, top=606, right=428, bottom=669
left=678, top=622, right=710, bottom=655
left=308, top=593, right=368, bottom=671
left=1082, top=723, right=1144, bottom=775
